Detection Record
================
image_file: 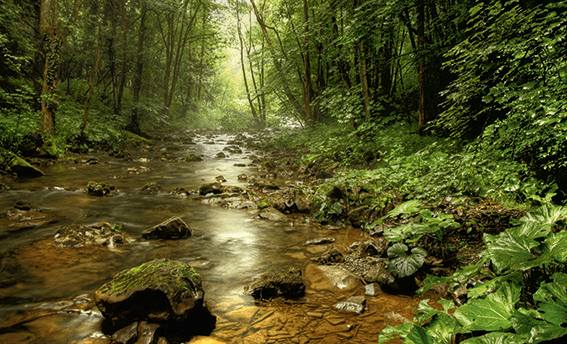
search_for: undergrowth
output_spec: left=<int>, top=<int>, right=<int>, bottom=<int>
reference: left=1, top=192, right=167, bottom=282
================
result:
left=267, top=122, right=557, bottom=208
left=379, top=204, right=567, bottom=344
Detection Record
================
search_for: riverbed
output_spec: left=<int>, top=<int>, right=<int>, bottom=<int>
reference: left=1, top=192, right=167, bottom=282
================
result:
left=0, top=130, right=432, bottom=343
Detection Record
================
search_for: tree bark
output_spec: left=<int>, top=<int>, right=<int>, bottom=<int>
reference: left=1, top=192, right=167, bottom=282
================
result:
left=302, top=0, right=313, bottom=126
left=80, top=22, right=102, bottom=136
left=236, top=4, right=259, bottom=124
left=417, top=0, right=426, bottom=127
left=127, top=3, right=147, bottom=136
left=39, top=0, right=62, bottom=138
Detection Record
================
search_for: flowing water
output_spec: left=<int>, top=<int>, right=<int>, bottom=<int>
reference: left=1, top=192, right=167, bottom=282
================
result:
left=0, top=132, right=431, bottom=344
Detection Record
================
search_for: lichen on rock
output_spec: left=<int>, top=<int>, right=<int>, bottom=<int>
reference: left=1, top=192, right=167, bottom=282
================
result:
left=95, top=258, right=207, bottom=327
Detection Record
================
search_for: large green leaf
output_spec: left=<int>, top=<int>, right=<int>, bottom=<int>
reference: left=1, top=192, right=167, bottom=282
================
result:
left=532, top=273, right=567, bottom=326
left=511, top=308, right=567, bottom=343
left=468, top=272, right=522, bottom=299
left=519, top=205, right=567, bottom=225
left=454, top=282, right=520, bottom=331
left=383, top=223, right=428, bottom=242
left=541, top=231, right=567, bottom=263
left=378, top=323, right=414, bottom=344
left=461, top=332, right=528, bottom=344
left=387, top=243, right=427, bottom=278
left=386, top=200, right=421, bottom=218
left=514, top=221, right=552, bottom=239
left=484, top=230, right=538, bottom=274
left=405, top=325, right=433, bottom=344
left=424, top=312, right=461, bottom=344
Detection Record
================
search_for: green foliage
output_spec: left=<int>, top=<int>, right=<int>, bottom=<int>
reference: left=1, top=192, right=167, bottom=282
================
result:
left=0, top=82, right=38, bottom=153
left=387, top=243, right=427, bottom=278
left=438, top=0, right=567, bottom=193
left=385, top=205, right=567, bottom=343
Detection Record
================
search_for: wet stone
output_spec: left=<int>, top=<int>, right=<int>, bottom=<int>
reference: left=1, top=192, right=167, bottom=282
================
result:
left=13, top=200, right=41, bottom=211
left=95, top=258, right=212, bottom=327
left=128, top=166, right=151, bottom=174
left=258, top=207, right=287, bottom=221
left=305, top=237, right=335, bottom=245
left=306, top=312, right=323, bottom=318
left=141, top=217, right=192, bottom=240
left=365, top=283, right=382, bottom=296
left=170, top=187, right=190, bottom=197
left=333, top=301, right=365, bottom=314
left=186, top=154, right=204, bottom=162
left=140, top=182, right=162, bottom=195
left=87, top=181, right=116, bottom=196
left=52, top=222, right=127, bottom=248
left=112, top=322, right=138, bottom=343
left=245, top=268, right=305, bottom=300
left=317, top=248, right=344, bottom=265
left=136, top=322, right=161, bottom=344
left=199, top=182, right=222, bottom=196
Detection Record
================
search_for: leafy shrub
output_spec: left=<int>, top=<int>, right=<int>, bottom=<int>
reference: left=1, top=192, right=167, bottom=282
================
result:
left=437, top=1, right=567, bottom=196
left=380, top=205, right=567, bottom=343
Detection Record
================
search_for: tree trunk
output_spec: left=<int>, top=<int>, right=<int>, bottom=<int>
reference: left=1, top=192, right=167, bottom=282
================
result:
left=80, top=22, right=102, bottom=136
left=236, top=5, right=259, bottom=124
left=250, top=0, right=305, bottom=120
left=302, top=0, right=313, bottom=126
left=115, top=0, right=128, bottom=118
left=360, top=41, right=371, bottom=122
left=417, top=0, right=426, bottom=127
left=127, top=3, right=147, bottom=136
left=39, top=0, right=62, bottom=138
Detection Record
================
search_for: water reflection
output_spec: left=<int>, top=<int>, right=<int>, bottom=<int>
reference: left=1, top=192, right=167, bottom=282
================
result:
left=0, top=133, right=425, bottom=343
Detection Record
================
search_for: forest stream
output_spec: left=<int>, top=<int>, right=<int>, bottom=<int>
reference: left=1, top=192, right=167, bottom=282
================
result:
left=0, top=131, right=438, bottom=344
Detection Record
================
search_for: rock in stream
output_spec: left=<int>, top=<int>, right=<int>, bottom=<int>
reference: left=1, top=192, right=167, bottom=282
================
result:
left=95, top=258, right=216, bottom=341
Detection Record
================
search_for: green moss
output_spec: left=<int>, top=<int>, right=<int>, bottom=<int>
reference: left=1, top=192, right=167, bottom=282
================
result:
left=100, top=258, right=202, bottom=296
left=257, top=198, right=270, bottom=209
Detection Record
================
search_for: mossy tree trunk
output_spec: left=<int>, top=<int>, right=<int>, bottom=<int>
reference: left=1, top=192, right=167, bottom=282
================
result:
left=39, top=0, right=63, bottom=139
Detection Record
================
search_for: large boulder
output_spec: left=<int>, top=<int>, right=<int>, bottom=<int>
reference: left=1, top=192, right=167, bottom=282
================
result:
left=142, top=217, right=192, bottom=239
left=95, top=258, right=210, bottom=327
left=0, top=150, right=44, bottom=177
left=244, top=268, right=305, bottom=300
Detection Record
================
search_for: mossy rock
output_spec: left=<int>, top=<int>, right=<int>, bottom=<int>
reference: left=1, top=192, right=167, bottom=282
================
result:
left=220, top=185, right=243, bottom=194
left=95, top=258, right=205, bottom=327
left=87, top=181, right=116, bottom=196
left=244, top=267, right=305, bottom=300
left=257, top=198, right=270, bottom=209
left=122, top=130, right=152, bottom=148
left=141, top=181, right=162, bottom=195
left=0, top=150, right=44, bottom=177
left=186, top=153, right=204, bottom=162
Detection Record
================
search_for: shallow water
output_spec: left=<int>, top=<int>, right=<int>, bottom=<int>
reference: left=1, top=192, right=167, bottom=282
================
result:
left=0, top=132, right=429, bottom=343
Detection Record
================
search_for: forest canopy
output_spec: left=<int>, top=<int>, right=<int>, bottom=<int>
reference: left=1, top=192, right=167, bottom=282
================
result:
left=1, top=0, right=566, bottom=193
